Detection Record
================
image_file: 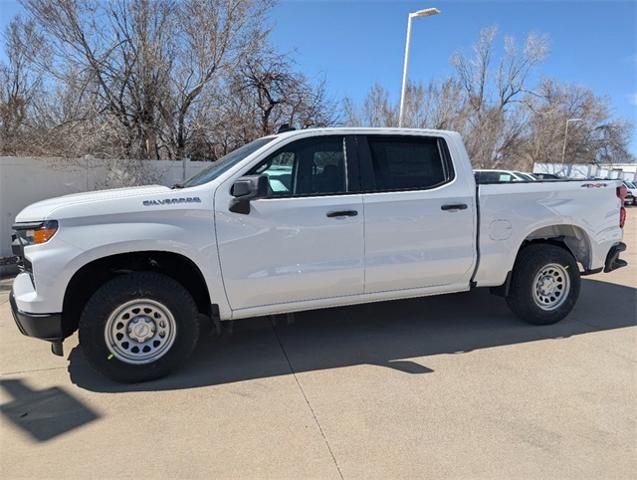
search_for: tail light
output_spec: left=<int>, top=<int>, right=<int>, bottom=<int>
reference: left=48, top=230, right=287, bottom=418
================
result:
left=617, top=185, right=627, bottom=228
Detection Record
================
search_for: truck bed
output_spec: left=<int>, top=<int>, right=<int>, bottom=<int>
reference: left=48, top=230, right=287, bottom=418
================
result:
left=474, top=179, right=623, bottom=287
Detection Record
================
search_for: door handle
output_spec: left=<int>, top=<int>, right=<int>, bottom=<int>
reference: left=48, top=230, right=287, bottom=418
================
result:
left=326, top=210, right=358, bottom=218
left=441, top=203, right=468, bottom=211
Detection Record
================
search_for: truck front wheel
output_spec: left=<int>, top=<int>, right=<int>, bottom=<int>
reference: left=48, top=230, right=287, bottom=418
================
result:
left=506, top=244, right=581, bottom=325
left=79, top=272, right=200, bottom=383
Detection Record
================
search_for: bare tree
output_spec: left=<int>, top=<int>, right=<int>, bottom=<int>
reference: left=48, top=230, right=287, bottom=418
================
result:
left=450, top=26, right=549, bottom=167
left=18, top=0, right=271, bottom=159
left=0, top=17, right=42, bottom=154
left=451, top=26, right=498, bottom=114
left=524, top=79, right=634, bottom=166
left=343, top=83, right=396, bottom=127
left=156, top=50, right=336, bottom=162
left=4, top=8, right=632, bottom=169
left=235, top=52, right=335, bottom=135
left=161, top=0, right=272, bottom=159
left=342, top=26, right=633, bottom=171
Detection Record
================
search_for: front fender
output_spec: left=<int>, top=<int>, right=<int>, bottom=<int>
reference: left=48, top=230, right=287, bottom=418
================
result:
left=23, top=213, right=229, bottom=318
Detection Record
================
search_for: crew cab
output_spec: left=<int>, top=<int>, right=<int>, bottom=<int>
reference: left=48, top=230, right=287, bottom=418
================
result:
left=9, top=128, right=628, bottom=382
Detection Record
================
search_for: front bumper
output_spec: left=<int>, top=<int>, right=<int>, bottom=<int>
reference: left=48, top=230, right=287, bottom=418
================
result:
left=9, top=290, right=64, bottom=341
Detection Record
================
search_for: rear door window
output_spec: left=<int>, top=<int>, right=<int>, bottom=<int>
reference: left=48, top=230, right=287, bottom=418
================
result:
left=362, top=135, right=453, bottom=192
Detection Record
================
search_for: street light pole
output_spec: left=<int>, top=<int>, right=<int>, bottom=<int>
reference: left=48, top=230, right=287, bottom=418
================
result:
left=561, top=118, right=583, bottom=164
left=398, top=7, right=440, bottom=128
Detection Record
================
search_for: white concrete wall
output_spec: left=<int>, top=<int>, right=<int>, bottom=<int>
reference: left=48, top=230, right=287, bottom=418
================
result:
left=0, top=157, right=209, bottom=260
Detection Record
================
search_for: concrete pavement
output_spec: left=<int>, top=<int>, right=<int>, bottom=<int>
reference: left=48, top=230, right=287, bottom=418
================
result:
left=1, top=212, right=635, bottom=479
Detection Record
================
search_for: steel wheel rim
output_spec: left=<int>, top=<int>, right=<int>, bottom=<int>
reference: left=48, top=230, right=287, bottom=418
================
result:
left=532, top=263, right=570, bottom=311
left=104, top=299, right=177, bottom=365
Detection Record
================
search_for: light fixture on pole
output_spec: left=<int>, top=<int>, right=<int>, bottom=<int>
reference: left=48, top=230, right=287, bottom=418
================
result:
left=561, top=118, right=583, bottom=164
left=398, top=7, right=440, bottom=128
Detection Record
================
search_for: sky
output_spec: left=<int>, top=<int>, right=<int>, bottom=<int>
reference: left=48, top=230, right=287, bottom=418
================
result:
left=268, top=0, right=637, bottom=154
left=1, top=0, right=636, bottom=153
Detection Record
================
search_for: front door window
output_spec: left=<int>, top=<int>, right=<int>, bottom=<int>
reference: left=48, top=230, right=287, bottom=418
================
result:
left=250, top=136, right=347, bottom=196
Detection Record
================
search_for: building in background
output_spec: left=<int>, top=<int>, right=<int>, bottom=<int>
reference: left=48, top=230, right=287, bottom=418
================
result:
left=533, top=162, right=637, bottom=181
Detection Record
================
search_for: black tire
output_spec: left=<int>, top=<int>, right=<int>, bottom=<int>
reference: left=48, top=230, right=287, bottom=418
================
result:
left=506, top=244, right=581, bottom=325
left=79, top=272, right=199, bottom=383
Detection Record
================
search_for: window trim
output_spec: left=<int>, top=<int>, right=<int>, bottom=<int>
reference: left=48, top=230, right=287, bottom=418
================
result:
left=358, top=134, right=456, bottom=194
left=246, top=135, right=362, bottom=199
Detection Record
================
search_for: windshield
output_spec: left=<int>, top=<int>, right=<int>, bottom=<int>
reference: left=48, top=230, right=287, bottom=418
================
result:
left=181, top=137, right=275, bottom=188
left=625, top=181, right=635, bottom=188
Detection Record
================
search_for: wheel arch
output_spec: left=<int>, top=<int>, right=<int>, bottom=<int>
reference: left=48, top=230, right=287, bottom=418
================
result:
left=518, top=223, right=593, bottom=269
left=492, top=223, right=592, bottom=297
left=61, top=250, right=212, bottom=337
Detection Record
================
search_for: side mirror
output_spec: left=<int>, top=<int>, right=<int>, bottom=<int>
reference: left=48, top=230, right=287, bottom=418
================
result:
left=229, top=174, right=270, bottom=214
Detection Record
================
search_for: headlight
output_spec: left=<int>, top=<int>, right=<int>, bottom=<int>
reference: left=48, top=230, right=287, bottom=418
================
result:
left=13, top=220, right=59, bottom=245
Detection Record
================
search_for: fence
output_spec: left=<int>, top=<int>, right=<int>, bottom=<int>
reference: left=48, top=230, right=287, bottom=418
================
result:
left=0, top=157, right=209, bottom=267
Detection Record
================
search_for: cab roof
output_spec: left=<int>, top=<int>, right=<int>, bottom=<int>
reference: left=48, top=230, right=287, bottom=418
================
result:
left=270, top=127, right=459, bottom=140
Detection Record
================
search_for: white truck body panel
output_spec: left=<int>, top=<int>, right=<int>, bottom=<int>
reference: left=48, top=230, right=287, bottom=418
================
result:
left=476, top=182, right=623, bottom=287
left=215, top=193, right=366, bottom=309
left=13, top=184, right=229, bottom=316
left=361, top=184, right=476, bottom=292
left=11, top=128, right=624, bottom=325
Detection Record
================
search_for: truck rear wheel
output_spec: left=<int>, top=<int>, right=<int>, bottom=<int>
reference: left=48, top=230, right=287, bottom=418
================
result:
left=79, top=272, right=199, bottom=383
left=506, top=244, right=581, bottom=325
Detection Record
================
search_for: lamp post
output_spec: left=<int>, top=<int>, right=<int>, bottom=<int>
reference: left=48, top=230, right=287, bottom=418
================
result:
left=561, top=118, right=583, bottom=164
left=398, top=7, right=440, bottom=128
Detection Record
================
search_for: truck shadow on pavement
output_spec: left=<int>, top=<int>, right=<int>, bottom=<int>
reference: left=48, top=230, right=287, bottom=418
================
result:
left=68, top=278, right=636, bottom=393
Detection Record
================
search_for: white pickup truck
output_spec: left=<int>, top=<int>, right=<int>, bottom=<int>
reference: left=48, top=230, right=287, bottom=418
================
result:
left=10, top=128, right=628, bottom=382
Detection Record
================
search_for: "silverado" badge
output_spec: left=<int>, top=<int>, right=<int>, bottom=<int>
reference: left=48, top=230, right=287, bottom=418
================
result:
left=143, top=197, right=202, bottom=206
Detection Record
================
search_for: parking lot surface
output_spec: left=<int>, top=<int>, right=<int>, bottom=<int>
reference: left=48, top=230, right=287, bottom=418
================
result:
left=1, top=212, right=635, bottom=479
